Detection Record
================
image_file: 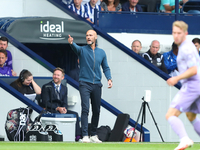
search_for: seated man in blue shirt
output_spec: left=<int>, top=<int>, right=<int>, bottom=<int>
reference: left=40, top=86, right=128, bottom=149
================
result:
left=163, top=42, right=178, bottom=76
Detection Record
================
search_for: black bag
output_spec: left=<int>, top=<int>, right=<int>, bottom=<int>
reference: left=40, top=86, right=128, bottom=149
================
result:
left=26, top=110, right=63, bottom=142
left=5, top=107, right=33, bottom=141
left=97, top=125, right=111, bottom=141
left=44, top=125, right=63, bottom=141
left=25, top=122, right=49, bottom=141
left=108, top=113, right=130, bottom=142
left=25, top=110, right=48, bottom=141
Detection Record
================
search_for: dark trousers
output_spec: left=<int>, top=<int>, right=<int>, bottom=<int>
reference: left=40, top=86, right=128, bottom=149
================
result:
left=67, top=110, right=81, bottom=136
left=79, top=81, right=102, bottom=136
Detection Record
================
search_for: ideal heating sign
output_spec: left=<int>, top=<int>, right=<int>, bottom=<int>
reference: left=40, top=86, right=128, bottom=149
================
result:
left=40, top=21, right=65, bottom=40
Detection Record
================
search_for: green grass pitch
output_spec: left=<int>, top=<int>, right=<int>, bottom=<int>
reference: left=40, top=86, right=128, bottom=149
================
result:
left=0, top=142, right=200, bottom=150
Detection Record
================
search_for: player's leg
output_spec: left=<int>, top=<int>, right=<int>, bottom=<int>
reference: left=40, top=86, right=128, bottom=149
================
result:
left=166, top=107, right=188, bottom=139
left=186, top=112, right=200, bottom=136
left=166, top=108, right=193, bottom=150
left=79, top=81, right=92, bottom=142
left=90, top=83, right=102, bottom=143
left=166, top=83, right=199, bottom=150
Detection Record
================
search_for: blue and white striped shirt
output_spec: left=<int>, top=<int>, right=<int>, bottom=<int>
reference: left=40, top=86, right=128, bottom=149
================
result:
left=68, top=4, right=89, bottom=19
left=84, top=2, right=101, bottom=22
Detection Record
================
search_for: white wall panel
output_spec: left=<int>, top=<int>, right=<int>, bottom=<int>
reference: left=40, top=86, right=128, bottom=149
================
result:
left=0, top=0, right=73, bottom=19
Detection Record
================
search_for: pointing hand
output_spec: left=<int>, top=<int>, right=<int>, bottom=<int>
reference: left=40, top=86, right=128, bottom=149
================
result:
left=68, top=35, right=73, bottom=44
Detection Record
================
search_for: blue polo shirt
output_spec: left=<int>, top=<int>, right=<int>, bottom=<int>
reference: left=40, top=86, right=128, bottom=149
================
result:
left=160, top=0, right=181, bottom=13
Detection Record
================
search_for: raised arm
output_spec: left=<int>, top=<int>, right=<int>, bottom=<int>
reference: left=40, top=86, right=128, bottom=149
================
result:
left=68, top=35, right=82, bottom=56
left=32, top=79, right=41, bottom=94
left=68, top=35, right=73, bottom=44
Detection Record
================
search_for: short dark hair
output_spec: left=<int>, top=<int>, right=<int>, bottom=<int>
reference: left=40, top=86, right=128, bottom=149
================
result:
left=0, top=37, right=9, bottom=44
left=53, top=67, right=65, bottom=76
left=192, top=38, right=200, bottom=44
left=172, top=42, right=178, bottom=50
left=0, top=50, right=7, bottom=57
left=103, top=0, right=120, bottom=8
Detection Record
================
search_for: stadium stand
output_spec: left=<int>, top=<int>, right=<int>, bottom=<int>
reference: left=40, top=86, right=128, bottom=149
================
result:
left=181, top=0, right=200, bottom=13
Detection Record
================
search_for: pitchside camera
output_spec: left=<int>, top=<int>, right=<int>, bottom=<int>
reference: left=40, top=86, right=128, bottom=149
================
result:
left=132, top=90, right=164, bottom=142
left=144, top=90, right=151, bottom=102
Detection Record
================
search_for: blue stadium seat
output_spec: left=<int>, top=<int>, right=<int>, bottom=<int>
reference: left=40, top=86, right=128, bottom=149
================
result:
left=0, top=18, right=13, bottom=29
left=0, top=17, right=41, bottom=32
left=1, top=19, right=15, bottom=31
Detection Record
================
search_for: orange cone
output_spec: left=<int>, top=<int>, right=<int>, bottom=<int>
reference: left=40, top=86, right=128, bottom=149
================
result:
left=124, top=137, right=137, bottom=142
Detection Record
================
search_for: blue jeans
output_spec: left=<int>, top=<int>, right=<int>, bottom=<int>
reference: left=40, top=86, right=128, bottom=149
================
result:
left=79, top=81, right=102, bottom=136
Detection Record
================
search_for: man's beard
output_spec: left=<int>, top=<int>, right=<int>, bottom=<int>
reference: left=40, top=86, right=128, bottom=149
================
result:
left=87, top=41, right=94, bottom=46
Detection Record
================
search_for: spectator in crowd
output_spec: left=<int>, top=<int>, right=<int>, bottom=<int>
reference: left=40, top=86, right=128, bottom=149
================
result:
left=179, top=0, right=200, bottom=14
left=68, top=0, right=92, bottom=23
left=131, top=40, right=142, bottom=55
left=192, top=38, right=200, bottom=54
left=101, top=0, right=122, bottom=11
left=41, top=67, right=82, bottom=142
left=0, top=50, right=16, bottom=76
left=0, top=37, right=16, bottom=76
left=142, top=40, right=168, bottom=73
left=82, top=0, right=101, bottom=5
left=159, top=0, right=182, bottom=13
left=68, top=30, right=112, bottom=143
left=122, top=0, right=143, bottom=12
left=69, top=59, right=80, bottom=82
left=138, top=0, right=160, bottom=12
left=62, top=0, right=73, bottom=5
left=163, top=42, right=179, bottom=76
left=85, top=0, right=102, bottom=23
left=10, top=69, right=41, bottom=103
